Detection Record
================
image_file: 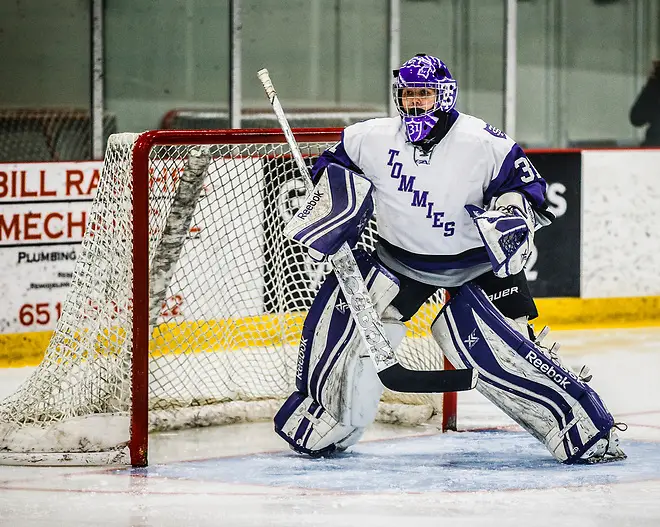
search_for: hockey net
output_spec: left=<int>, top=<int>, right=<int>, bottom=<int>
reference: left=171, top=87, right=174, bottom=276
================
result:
left=0, top=129, right=454, bottom=466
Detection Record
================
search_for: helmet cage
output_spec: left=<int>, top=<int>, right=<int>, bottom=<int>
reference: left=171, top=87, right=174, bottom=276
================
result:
left=392, top=79, right=458, bottom=117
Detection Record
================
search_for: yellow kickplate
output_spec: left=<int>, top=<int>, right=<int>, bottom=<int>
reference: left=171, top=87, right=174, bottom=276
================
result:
left=1, top=297, right=659, bottom=368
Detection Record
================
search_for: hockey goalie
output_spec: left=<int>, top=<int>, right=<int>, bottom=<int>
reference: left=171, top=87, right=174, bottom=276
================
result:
left=273, top=53, right=626, bottom=465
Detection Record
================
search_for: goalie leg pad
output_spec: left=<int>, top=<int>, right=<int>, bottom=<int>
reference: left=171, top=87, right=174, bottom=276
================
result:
left=431, top=283, right=623, bottom=464
left=275, top=249, right=401, bottom=455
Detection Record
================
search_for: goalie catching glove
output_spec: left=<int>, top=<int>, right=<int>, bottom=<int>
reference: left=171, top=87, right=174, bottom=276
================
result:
left=465, top=192, right=536, bottom=278
left=284, top=163, right=374, bottom=261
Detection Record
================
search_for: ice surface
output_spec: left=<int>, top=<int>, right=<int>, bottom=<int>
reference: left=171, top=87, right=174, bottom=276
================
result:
left=0, top=326, right=658, bottom=527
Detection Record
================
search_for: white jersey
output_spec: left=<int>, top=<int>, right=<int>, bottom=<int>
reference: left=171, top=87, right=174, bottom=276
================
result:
left=314, top=112, right=548, bottom=286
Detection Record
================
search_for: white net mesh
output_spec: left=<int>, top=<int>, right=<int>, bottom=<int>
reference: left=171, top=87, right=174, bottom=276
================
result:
left=0, top=131, right=448, bottom=462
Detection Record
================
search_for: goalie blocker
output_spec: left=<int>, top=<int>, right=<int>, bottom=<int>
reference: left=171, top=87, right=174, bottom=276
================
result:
left=283, top=161, right=375, bottom=260
left=431, top=284, right=626, bottom=464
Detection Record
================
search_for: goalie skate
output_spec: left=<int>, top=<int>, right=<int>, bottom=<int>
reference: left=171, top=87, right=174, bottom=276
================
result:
left=576, top=424, right=628, bottom=464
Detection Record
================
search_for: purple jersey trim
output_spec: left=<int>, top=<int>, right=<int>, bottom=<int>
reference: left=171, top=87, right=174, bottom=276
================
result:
left=378, top=236, right=490, bottom=271
left=311, top=131, right=363, bottom=184
left=484, top=143, right=548, bottom=209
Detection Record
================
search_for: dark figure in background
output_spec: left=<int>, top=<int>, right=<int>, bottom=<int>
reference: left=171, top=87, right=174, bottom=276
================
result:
left=630, top=60, right=660, bottom=147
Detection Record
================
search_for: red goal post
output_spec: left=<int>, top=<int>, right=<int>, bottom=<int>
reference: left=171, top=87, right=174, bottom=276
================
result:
left=129, top=129, right=347, bottom=465
left=0, top=128, right=456, bottom=467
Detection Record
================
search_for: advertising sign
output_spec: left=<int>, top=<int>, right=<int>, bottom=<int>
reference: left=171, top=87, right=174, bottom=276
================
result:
left=0, top=162, right=100, bottom=334
left=525, top=152, right=581, bottom=298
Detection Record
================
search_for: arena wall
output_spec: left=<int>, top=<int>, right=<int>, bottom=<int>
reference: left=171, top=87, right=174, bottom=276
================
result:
left=1, top=148, right=658, bottom=366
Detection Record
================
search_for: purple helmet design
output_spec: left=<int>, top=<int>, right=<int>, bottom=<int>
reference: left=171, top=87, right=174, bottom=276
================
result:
left=392, top=54, right=458, bottom=142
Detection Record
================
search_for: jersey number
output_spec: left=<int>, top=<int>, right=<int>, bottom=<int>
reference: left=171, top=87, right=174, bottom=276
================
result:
left=514, top=157, right=540, bottom=183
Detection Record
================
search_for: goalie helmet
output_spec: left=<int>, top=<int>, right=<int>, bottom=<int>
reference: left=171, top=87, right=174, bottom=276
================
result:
left=392, top=53, right=458, bottom=142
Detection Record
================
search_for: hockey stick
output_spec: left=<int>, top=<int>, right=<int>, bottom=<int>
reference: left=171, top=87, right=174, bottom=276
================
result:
left=257, top=68, right=476, bottom=393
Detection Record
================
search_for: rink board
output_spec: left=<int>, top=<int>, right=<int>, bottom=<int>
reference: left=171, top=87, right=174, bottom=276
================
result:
left=2, top=295, right=660, bottom=367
